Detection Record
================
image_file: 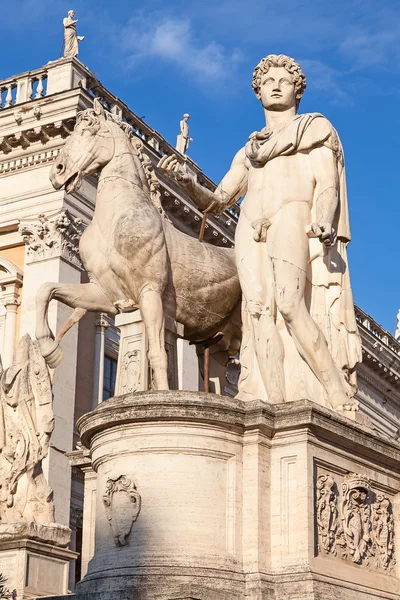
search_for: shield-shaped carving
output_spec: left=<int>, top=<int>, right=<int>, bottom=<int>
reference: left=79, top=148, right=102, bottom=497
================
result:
left=103, top=475, right=141, bottom=546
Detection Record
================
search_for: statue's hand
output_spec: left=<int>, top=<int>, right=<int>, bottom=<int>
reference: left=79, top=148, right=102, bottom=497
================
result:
left=157, top=154, right=192, bottom=186
left=311, top=222, right=334, bottom=247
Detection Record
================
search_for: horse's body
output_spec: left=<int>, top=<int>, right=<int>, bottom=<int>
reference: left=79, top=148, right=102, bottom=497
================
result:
left=37, top=100, right=241, bottom=389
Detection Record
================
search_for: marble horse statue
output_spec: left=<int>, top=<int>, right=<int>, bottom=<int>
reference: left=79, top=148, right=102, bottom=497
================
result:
left=36, top=99, right=241, bottom=390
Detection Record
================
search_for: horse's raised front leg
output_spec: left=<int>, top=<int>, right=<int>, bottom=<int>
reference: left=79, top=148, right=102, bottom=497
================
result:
left=36, top=282, right=117, bottom=368
left=139, top=287, right=169, bottom=390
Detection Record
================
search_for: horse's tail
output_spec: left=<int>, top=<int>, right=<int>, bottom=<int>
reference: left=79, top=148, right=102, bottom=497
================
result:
left=55, top=307, right=87, bottom=344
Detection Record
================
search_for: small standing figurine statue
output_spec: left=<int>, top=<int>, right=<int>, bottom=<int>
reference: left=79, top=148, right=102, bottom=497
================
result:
left=63, top=10, right=84, bottom=59
left=176, top=113, right=193, bottom=155
left=395, top=309, right=400, bottom=341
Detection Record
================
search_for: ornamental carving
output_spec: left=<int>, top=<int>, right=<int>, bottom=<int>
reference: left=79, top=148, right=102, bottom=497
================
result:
left=103, top=475, right=141, bottom=546
left=316, top=474, right=338, bottom=555
left=19, top=210, right=85, bottom=267
left=120, top=350, right=141, bottom=394
left=0, top=334, right=58, bottom=535
left=315, top=472, right=396, bottom=573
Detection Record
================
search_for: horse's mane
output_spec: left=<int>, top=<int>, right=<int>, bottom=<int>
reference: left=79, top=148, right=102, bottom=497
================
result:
left=77, top=107, right=165, bottom=215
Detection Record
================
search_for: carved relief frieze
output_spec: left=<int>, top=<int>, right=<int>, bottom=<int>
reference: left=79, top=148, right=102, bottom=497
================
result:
left=19, top=210, right=85, bottom=267
left=315, top=471, right=396, bottom=573
left=103, top=475, right=141, bottom=547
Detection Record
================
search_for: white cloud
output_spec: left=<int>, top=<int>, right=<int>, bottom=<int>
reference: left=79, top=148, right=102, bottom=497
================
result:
left=119, top=14, right=242, bottom=83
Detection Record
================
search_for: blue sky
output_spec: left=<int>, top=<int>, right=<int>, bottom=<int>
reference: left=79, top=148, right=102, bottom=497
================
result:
left=2, top=0, right=400, bottom=333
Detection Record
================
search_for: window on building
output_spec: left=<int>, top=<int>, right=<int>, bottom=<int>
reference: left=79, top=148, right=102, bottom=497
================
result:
left=103, top=355, right=117, bottom=401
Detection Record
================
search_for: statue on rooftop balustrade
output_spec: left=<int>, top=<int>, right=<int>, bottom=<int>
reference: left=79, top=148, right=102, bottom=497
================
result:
left=159, top=54, right=362, bottom=410
left=395, top=309, right=400, bottom=341
left=176, top=113, right=193, bottom=155
left=63, top=10, right=84, bottom=59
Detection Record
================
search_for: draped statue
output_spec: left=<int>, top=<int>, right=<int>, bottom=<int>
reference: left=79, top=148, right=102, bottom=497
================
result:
left=159, top=54, right=362, bottom=410
left=63, top=10, right=84, bottom=59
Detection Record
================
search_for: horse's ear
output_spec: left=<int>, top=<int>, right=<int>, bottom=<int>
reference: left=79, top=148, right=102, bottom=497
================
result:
left=93, top=98, right=105, bottom=118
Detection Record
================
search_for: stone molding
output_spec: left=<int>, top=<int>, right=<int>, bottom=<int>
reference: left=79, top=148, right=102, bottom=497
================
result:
left=0, top=119, right=74, bottom=155
left=316, top=471, right=396, bottom=572
left=0, top=147, right=61, bottom=176
left=77, top=394, right=400, bottom=471
left=19, top=209, right=85, bottom=267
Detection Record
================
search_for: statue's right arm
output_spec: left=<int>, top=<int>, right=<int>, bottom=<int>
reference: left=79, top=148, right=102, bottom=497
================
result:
left=157, top=147, right=248, bottom=214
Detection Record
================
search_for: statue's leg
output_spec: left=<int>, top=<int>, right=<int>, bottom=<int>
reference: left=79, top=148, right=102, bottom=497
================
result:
left=138, top=287, right=169, bottom=391
left=235, top=217, right=286, bottom=403
left=36, top=281, right=117, bottom=368
left=269, top=209, right=348, bottom=408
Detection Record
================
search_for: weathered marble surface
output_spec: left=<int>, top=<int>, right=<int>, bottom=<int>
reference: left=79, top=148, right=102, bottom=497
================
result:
left=38, top=99, right=240, bottom=390
left=159, top=54, right=362, bottom=411
left=43, top=391, right=400, bottom=600
left=0, top=334, right=69, bottom=543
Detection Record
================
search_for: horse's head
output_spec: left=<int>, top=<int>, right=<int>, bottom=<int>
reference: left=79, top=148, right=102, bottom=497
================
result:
left=50, top=98, right=117, bottom=193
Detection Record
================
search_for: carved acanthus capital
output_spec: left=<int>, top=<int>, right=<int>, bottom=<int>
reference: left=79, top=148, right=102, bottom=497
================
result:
left=3, top=297, right=21, bottom=311
left=19, top=210, right=85, bottom=267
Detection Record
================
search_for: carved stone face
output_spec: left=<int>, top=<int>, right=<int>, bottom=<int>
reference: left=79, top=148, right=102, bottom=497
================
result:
left=50, top=104, right=114, bottom=194
left=259, top=66, right=296, bottom=112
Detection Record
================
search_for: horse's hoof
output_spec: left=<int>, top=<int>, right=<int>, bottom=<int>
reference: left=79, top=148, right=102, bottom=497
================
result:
left=39, top=339, right=64, bottom=368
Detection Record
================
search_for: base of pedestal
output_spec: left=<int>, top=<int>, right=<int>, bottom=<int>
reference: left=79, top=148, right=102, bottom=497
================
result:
left=45, top=392, right=400, bottom=600
left=0, top=537, right=77, bottom=598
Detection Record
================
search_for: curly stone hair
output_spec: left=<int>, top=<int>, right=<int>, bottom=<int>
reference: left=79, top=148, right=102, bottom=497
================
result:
left=252, top=54, right=306, bottom=108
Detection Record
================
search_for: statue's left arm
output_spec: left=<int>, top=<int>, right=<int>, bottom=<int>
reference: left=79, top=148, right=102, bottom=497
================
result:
left=308, top=121, right=340, bottom=247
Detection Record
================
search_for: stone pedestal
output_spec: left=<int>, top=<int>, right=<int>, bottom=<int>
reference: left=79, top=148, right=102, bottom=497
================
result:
left=45, top=393, right=400, bottom=600
left=0, top=535, right=77, bottom=598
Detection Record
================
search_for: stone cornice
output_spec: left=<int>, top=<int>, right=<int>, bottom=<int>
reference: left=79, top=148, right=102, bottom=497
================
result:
left=77, top=392, right=400, bottom=474
left=0, top=118, right=75, bottom=156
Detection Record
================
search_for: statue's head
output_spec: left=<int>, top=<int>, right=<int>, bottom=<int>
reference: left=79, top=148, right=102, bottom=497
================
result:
left=252, top=54, right=306, bottom=112
left=183, top=114, right=190, bottom=121
left=50, top=98, right=131, bottom=194
left=68, top=10, right=75, bottom=18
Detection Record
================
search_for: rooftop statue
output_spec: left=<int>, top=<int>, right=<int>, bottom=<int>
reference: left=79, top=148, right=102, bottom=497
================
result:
left=176, top=113, right=193, bottom=155
left=63, top=10, right=84, bottom=59
left=36, top=100, right=241, bottom=388
left=159, top=54, right=362, bottom=410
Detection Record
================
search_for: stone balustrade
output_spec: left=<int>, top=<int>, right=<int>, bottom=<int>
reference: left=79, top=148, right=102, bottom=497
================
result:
left=0, top=58, right=240, bottom=225
left=0, top=68, right=48, bottom=109
left=355, top=305, right=400, bottom=356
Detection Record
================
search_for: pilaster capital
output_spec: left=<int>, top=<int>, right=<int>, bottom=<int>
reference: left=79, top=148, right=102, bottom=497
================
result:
left=19, top=210, right=85, bottom=268
left=3, top=297, right=21, bottom=311
left=95, top=314, right=110, bottom=330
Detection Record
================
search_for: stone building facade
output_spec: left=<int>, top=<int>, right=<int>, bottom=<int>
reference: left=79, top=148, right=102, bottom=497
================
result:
left=0, top=57, right=399, bottom=591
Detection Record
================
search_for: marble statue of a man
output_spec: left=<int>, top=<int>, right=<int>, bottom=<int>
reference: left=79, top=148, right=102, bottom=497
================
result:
left=159, top=54, right=362, bottom=409
left=176, top=114, right=193, bottom=154
left=63, top=10, right=84, bottom=58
